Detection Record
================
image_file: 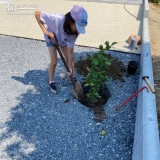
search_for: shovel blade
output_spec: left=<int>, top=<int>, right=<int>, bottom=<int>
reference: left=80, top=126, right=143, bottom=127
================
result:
left=71, top=81, right=84, bottom=100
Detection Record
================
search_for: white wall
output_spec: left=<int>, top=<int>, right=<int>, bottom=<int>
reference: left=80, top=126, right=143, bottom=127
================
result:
left=132, top=0, right=160, bottom=159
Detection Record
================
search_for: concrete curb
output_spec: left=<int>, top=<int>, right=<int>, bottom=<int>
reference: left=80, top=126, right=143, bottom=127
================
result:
left=144, top=0, right=149, bottom=18
left=132, top=0, right=160, bottom=159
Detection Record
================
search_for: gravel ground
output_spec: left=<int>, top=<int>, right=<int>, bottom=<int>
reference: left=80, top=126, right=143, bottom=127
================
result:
left=0, top=35, right=140, bottom=160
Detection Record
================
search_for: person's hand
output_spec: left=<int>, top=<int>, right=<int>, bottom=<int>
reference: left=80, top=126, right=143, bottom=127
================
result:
left=66, top=69, right=72, bottom=77
left=45, top=31, right=54, bottom=39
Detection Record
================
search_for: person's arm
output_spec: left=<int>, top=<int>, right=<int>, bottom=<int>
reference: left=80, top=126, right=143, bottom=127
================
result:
left=34, top=11, right=54, bottom=38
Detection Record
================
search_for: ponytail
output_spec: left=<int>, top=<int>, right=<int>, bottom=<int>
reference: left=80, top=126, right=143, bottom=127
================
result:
left=63, top=12, right=78, bottom=37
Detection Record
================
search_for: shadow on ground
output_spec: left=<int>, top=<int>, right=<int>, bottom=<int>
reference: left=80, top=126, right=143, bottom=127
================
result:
left=1, top=69, right=75, bottom=159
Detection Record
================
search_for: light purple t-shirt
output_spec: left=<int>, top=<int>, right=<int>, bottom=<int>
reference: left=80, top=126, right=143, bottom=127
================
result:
left=40, top=12, right=77, bottom=48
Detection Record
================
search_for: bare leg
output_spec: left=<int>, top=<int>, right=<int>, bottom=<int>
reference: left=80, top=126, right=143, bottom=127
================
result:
left=48, top=47, right=57, bottom=82
left=60, top=46, right=74, bottom=78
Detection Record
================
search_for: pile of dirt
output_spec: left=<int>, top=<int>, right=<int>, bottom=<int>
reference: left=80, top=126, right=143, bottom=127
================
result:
left=75, top=53, right=126, bottom=82
left=79, top=85, right=111, bottom=122
left=74, top=52, right=126, bottom=122
left=79, top=96, right=108, bottom=122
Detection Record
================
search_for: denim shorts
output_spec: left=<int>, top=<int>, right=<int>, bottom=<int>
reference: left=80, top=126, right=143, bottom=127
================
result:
left=46, top=42, right=55, bottom=47
left=46, top=42, right=68, bottom=47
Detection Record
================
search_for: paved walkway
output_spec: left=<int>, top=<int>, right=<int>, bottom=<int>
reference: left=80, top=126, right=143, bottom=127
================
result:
left=71, top=0, right=143, bottom=4
left=0, top=0, right=143, bottom=54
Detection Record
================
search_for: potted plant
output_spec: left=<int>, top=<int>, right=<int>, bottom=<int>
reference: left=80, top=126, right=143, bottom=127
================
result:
left=83, top=41, right=117, bottom=103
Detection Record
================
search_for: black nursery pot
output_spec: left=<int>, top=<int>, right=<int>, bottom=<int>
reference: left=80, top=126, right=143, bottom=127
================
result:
left=82, top=85, right=111, bottom=100
left=127, top=61, right=139, bottom=75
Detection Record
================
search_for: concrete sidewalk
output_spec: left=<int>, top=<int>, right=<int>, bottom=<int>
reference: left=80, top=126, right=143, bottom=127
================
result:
left=0, top=0, right=143, bottom=53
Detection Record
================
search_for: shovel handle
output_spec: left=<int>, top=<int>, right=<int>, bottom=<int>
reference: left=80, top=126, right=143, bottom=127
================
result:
left=144, top=78, right=156, bottom=93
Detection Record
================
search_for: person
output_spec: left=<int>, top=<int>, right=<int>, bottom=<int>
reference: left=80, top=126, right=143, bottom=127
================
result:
left=34, top=5, right=88, bottom=93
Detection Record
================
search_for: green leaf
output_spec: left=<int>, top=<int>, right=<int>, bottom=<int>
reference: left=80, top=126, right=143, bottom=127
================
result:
left=92, top=98, right=97, bottom=103
left=105, top=41, right=109, bottom=46
left=111, top=42, right=117, bottom=46
left=92, top=72, right=98, bottom=78
left=84, top=83, right=89, bottom=86
left=86, top=93, right=91, bottom=97
left=106, top=46, right=111, bottom=51
left=98, top=54, right=103, bottom=62
left=92, top=59, right=99, bottom=65
left=106, top=76, right=109, bottom=80
left=100, top=50, right=105, bottom=54
left=94, top=92, right=99, bottom=96
left=108, top=57, right=115, bottom=62
left=99, top=45, right=103, bottom=50
left=90, top=83, right=95, bottom=86
left=106, top=61, right=111, bottom=65
left=86, top=73, right=91, bottom=79
left=101, top=130, right=106, bottom=136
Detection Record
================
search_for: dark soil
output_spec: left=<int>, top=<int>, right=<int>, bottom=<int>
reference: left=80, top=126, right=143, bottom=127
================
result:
left=75, top=53, right=126, bottom=82
left=79, top=85, right=111, bottom=122
left=74, top=52, right=126, bottom=122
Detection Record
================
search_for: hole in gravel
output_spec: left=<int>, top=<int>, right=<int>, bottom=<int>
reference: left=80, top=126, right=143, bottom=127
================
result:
left=74, top=53, right=126, bottom=122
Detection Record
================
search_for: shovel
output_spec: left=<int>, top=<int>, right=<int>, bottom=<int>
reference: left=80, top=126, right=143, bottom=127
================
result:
left=48, top=33, right=84, bottom=100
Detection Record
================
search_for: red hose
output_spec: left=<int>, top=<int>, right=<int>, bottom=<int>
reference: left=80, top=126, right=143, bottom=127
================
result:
left=116, top=86, right=149, bottom=111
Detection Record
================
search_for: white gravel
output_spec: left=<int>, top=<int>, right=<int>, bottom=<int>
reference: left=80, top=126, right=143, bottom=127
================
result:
left=0, top=35, right=140, bottom=160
